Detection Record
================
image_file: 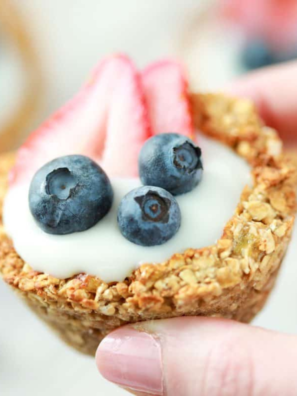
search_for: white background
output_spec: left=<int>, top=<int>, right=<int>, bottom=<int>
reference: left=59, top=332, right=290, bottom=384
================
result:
left=0, top=1, right=296, bottom=395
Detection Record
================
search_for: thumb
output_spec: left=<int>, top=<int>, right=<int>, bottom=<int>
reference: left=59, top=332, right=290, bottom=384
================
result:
left=225, top=61, right=297, bottom=143
left=96, top=317, right=297, bottom=396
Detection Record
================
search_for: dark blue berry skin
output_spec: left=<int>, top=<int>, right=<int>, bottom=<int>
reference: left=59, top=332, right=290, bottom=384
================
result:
left=117, top=186, right=181, bottom=247
left=241, top=40, right=276, bottom=71
left=139, top=133, right=203, bottom=196
left=241, top=39, right=297, bottom=71
left=29, top=155, right=113, bottom=235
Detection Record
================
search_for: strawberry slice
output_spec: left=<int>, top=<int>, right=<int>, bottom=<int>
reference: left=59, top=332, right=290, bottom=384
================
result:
left=141, top=60, right=194, bottom=138
left=10, top=54, right=150, bottom=186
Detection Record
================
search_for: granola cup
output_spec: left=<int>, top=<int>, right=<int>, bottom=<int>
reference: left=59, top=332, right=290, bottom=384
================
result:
left=0, top=93, right=296, bottom=356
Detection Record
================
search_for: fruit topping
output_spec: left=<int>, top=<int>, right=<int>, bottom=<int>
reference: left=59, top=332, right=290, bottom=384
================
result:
left=100, top=56, right=151, bottom=177
left=29, top=155, right=113, bottom=235
left=11, top=54, right=150, bottom=186
left=117, top=186, right=181, bottom=246
left=142, top=60, right=194, bottom=137
left=139, top=133, right=203, bottom=196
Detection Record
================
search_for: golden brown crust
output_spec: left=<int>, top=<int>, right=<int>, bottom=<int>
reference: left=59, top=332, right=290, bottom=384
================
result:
left=0, top=94, right=296, bottom=356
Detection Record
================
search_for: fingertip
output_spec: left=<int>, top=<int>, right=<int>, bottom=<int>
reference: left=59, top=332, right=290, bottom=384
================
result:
left=225, top=63, right=297, bottom=142
left=95, top=335, right=109, bottom=378
left=96, top=326, right=163, bottom=395
left=95, top=318, right=297, bottom=396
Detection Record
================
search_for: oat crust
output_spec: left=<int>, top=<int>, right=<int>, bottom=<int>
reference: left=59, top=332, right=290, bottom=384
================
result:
left=0, top=94, right=296, bottom=356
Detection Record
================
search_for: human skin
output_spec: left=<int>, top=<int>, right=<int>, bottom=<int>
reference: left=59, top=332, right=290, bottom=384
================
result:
left=221, top=0, right=297, bottom=48
left=96, top=61, right=297, bottom=396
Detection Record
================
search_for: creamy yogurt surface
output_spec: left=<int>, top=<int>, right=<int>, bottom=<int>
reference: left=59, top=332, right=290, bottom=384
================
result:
left=3, top=136, right=251, bottom=282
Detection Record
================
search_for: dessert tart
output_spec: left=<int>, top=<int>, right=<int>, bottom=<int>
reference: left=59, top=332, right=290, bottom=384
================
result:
left=0, top=55, right=296, bottom=356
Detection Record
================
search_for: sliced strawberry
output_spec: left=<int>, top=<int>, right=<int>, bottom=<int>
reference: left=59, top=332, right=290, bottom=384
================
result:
left=141, top=60, right=194, bottom=138
left=11, top=54, right=150, bottom=186
left=100, top=58, right=151, bottom=177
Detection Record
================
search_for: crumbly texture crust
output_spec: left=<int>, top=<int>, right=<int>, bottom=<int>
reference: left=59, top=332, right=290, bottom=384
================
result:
left=0, top=94, right=296, bottom=356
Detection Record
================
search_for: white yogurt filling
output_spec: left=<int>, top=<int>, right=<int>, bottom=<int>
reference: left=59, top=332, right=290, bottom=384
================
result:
left=3, top=136, right=251, bottom=282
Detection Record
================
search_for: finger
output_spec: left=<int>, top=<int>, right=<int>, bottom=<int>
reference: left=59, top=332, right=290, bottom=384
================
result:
left=227, top=61, right=297, bottom=144
left=96, top=317, right=297, bottom=396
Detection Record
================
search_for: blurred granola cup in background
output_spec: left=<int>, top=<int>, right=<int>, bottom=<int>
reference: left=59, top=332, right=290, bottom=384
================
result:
left=0, top=0, right=44, bottom=153
left=0, top=93, right=296, bottom=356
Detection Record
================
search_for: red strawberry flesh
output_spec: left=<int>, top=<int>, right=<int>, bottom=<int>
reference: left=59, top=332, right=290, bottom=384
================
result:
left=141, top=60, right=194, bottom=138
left=10, top=54, right=150, bottom=185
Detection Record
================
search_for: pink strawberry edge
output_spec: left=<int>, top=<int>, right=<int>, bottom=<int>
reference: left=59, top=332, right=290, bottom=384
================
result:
left=142, top=59, right=194, bottom=138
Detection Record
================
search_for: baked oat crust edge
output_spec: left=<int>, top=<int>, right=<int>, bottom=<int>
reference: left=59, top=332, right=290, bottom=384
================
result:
left=0, top=93, right=296, bottom=355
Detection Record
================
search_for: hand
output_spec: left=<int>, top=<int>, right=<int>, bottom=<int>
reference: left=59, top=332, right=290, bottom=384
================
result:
left=226, top=60, right=297, bottom=145
left=96, top=61, right=297, bottom=396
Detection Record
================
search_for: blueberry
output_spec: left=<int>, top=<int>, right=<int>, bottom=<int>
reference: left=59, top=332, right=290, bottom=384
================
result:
left=29, top=155, right=113, bottom=235
left=139, top=133, right=203, bottom=195
left=241, top=39, right=276, bottom=71
left=241, top=40, right=297, bottom=71
left=117, top=186, right=181, bottom=246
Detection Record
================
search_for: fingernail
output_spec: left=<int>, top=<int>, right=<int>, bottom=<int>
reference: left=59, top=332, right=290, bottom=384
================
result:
left=96, top=327, right=163, bottom=395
